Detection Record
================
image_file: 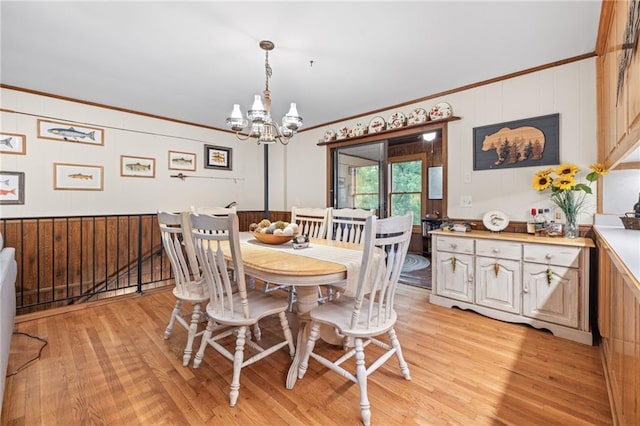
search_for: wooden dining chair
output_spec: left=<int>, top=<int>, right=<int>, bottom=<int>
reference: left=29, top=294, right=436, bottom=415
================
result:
left=297, top=213, right=413, bottom=426
left=291, top=206, right=330, bottom=238
left=157, top=211, right=209, bottom=366
left=190, top=212, right=295, bottom=407
left=324, top=208, right=376, bottom=303
left=264, top=206, right=332, bottom=309
left=327, top=207, right=376, bottom=244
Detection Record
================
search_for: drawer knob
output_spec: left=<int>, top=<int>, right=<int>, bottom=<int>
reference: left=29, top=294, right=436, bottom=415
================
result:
left=492, top=248, right=499, bottom=253
left=451, top=243, right=457, bottom=249
left=545, top=254, right=552, bottom=259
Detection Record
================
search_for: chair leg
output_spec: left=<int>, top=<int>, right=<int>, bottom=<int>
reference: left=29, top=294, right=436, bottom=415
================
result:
left=278, top=312, right=295, bottom=357
left=193, top=318, right=215, bottom=368
left=388, top=328, right=411, bottom=380
left=229, top=325, right=247, bottom=407
left=182, top=303, right=202, bottom=366
left=298, top=322, right=320, bottom=379
left=355, top=338, right=371, bottom=426
left=165, top=299, right=183, bottom=339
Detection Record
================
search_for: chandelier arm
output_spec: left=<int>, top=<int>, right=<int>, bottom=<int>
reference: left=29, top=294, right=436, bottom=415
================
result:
left=233, top=131, right=253, bottom=142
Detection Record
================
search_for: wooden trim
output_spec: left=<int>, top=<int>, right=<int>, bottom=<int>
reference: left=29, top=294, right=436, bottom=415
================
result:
left=595, top=0, right=616, bottom=56
left=305, top=54, right=595, bottom=132
left=613, top=161, right=640, bottom=170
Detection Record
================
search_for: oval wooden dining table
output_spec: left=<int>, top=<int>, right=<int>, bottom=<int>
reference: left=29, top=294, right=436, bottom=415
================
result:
left=227, top=232, right=362, bottom=389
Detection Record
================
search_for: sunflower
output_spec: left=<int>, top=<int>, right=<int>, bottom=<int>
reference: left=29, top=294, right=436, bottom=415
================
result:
left=588, top=162, right=608, bottom=176
left=532, top=172, right=552, bottom=191
left=552, top=175, right=576, bottom=190
left=555, top=163, right=579, bottom=177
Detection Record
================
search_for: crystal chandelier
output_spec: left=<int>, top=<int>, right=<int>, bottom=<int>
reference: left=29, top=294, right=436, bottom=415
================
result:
left=226, top=40, right=303, bottom=145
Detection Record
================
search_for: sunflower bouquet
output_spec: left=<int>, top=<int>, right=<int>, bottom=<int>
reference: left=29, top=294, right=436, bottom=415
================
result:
left=531, top=162, right=608, bottom=237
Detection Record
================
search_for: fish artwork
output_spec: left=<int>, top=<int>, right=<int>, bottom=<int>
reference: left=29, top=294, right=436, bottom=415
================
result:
left=171, top=157, right=193, bottom=165
left=68, top=173, right=93, bottom=180
left=125, top=162, right=151, bottom=172
left=0, top=137, right=13, bottom=148
left=48, top=127, right=95, bottom=141
left=0, top=188, right=16, bottom=196
left=0, top=179, right=9, bottom=186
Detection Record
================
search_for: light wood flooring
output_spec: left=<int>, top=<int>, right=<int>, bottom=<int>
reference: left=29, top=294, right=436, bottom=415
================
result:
left=2, top=285, right=612, bottom=425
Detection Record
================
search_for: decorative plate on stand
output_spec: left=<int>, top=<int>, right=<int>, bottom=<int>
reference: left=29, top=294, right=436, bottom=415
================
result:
left=388, top=112, right=407, bottom=129
left=368, top=116, right=386, bottom=133
left=429, top=102, right=453, bottom=121
left=482, top=210, right=509, bottom=232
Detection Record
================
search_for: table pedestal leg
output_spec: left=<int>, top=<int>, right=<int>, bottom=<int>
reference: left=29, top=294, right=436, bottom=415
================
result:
left=286, top=286, right=316, bottom=389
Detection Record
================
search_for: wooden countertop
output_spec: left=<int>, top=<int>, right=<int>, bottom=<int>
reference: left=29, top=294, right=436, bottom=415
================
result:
left=430, top=229, right=595, bottom=248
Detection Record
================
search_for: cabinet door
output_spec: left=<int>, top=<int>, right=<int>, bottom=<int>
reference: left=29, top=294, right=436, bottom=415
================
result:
left=475, top=256, right=521, bottom=314
left=522, top=263, right=579, bottom=328
left=435, top=251, right=473, bottom=302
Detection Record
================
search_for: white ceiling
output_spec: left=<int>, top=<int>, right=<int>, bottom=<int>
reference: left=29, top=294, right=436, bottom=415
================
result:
left=0, top=1, right=603, bottom=131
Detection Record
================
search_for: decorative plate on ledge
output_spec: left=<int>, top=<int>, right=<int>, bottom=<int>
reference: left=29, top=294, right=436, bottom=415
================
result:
left=387, top=112, right=406, bottom=129
left=349, top=122, right=367, bottom=137
left=429, top=102, right=453, bottom=121
left=368, top=116, right=386, bottom=133
left=323, top=129, right=336, bottom=142
left=408, top=108, right=428, bottom=125
left=337, top=126, right=349, bottom=140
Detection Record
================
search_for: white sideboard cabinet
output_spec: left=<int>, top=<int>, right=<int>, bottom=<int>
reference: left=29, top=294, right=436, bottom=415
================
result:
left=429, top=230, right=594, bottom=345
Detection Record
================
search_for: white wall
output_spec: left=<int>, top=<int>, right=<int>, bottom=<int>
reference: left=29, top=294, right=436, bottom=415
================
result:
left=292, top=58, right=601, bottom=224
left=0, top=88, right=273, bottom=217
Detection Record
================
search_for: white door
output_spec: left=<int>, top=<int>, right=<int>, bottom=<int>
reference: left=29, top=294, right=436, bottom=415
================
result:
left=522, top=263, right=579, bottom=328
left=435, top=251, right=474, bottom=303
left=476, top=256, right=521, bottom=314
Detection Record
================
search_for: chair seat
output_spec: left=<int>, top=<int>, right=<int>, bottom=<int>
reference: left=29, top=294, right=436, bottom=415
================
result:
left=309, top=296, right=398, bottom=338
left=206, top=290, right=290, bottom=327
left=172, top=279, right=209, bottom=303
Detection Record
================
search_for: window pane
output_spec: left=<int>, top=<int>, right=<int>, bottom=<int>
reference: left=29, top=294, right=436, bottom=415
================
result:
left=391, top=194, right=421, bottom=225
left=354, top=194, right=378, bottom=210
left=391, top=161, right=422, bottom=192
left=355, top=165, right=379, bottom=193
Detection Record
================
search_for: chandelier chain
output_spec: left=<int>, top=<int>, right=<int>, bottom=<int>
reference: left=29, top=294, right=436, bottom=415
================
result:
left=264, top=50, right=272, bottom=92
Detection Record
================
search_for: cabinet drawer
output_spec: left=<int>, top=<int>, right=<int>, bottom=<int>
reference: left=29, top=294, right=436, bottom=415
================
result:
left=476, top=240, right=521, bottom=260
left=435, top=236, right=474, bottom=254
left=523, top=244, right=581, bottom=268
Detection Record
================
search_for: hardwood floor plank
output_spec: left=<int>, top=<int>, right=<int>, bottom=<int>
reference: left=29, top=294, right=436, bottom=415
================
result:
left=3, top=285, right=612, bottom=425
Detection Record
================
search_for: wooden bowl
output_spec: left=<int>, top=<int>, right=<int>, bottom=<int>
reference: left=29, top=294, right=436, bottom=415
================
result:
left=252, top=232, right=294, bottom=245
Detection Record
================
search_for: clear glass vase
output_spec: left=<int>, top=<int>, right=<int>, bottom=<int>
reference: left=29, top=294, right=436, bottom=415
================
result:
left=565, top=213, right=578, bottom=238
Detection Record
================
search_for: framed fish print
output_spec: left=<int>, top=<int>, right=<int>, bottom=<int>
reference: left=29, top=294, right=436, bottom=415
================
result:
left=0, top=171, right=25, bottom=204
left=0, top=132, right=26, bottom=155
left=168, top=150, right=196, bottom=171
left=120, top=155, right=155, bottom=178
left=54, top=163, right=103, bottom=191
left=38, top=119, right=105, bottom=146
left=204, top=144, right=232, bottom=171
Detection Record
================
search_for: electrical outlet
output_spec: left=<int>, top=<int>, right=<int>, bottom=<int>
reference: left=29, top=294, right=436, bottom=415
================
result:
left=460, top=195, right=472, bottom=207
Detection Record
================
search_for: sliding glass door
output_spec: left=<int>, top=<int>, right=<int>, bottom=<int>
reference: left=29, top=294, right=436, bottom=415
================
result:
left=332, top=141, right=386, bottom=216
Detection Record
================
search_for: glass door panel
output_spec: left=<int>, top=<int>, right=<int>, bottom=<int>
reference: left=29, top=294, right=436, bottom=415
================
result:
left=332, top=141, right=386, bottom=216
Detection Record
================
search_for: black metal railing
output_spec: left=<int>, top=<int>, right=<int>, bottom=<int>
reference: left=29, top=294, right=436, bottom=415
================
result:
left=0, top=213, right=173, bottom=315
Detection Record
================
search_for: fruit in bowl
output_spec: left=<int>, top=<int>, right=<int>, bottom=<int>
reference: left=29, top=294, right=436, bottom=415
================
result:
left=249, top=219, right=300, bottom=245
